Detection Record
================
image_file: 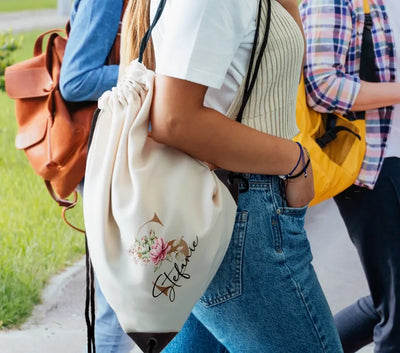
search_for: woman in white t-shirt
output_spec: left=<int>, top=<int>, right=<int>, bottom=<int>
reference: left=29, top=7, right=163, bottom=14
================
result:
left=300, top=0, right=400, bottom=352
left=120, top=0, right=343, bottom=352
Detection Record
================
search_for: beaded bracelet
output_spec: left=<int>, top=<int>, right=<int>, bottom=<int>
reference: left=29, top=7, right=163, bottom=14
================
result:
left=279, top=142, right=311, bottom=180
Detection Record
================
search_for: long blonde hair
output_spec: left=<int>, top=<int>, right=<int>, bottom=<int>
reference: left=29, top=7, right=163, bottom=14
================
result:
left=120, top=0, right=155, bottom=70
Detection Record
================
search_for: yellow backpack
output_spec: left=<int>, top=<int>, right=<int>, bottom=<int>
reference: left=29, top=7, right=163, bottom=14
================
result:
left=294, top=78, right=365, bottom=206
left=294, top=0, right=373, bottom=206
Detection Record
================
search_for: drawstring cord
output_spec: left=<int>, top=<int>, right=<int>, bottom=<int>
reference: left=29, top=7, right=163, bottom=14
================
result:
left=85, top=236, right=96, bottom=353
left=146, top=338, right=157, bottom=353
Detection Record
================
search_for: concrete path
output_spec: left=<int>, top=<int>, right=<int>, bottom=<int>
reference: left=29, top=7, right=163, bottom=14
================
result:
left=0, top=9, right=68, bottom=33
left=0, top=260, right=87, bottom=353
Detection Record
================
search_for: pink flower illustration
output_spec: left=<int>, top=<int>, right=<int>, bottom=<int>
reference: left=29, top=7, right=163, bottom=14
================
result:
left=150, top=238, right=171, bottom=266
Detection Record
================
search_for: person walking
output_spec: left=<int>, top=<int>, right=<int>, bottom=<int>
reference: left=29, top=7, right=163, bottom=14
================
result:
left=118, top=0, right=344, bottom=352
left=60, top=0, right=134, bottom=352
left=300, top=0, right=400, bottom=352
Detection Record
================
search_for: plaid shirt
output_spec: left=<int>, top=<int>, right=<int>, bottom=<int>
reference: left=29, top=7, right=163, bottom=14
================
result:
left=299, top=0, right=395, bottom=188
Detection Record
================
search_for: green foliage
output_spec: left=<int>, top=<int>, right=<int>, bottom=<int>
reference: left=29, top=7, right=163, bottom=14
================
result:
left=0, top=31, right=23, bottom=91
left=0, top=0, right=57, bottom=12
left=13, top=29, right=46, bottom=62
left=0, top=29, right=85, bottom=328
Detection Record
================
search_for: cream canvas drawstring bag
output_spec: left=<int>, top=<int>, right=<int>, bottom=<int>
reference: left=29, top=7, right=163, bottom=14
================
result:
left=83, top=1, right=237, bottom=352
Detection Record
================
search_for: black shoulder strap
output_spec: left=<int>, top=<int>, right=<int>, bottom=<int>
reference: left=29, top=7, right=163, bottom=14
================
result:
left=137, top=0, right=272, bottom=124
left=237, top=0, right=272, bottom=123
left=138, top=0, right=167, bottom=63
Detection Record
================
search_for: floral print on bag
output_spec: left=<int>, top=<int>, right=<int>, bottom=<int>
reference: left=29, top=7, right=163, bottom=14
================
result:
left=128, top=213, right=199, bottom=302
left=129, top=213, right=190, bottom=269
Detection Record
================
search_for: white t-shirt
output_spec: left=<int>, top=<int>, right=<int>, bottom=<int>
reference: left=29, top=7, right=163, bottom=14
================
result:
left=384, top=0, right=400, bottom=158
left=151, top=0, right=257, bottom=115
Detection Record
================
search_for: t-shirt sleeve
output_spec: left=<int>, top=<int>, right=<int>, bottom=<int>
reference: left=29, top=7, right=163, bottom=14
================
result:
left=154, top=0, right=255, bottom=89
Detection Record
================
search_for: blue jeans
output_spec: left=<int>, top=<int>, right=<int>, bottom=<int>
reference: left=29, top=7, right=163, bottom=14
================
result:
left=164, top=174, right=343, bottom=353
left=94, top=280, right=134, bottom=353
left=333, top=296, right=379, bottom=353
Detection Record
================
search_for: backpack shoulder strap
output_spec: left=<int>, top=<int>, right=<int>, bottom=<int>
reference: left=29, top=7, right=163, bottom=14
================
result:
left=107, top=0, right=130, bottom=64
left=363, top=0, right=371, bottom=14
left=122, top=0, right=129, bottom=14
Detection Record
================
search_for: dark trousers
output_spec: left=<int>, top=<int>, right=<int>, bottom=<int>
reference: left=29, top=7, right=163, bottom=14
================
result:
left=333, top=157, right=400, bottom=353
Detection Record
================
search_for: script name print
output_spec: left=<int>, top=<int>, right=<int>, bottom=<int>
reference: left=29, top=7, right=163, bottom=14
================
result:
left=152, top=236, right=199, bottom=302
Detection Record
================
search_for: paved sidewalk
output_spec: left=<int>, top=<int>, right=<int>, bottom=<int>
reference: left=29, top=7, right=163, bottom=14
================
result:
left=0, top=260, right=86, bottom=353
left=0, top=9, right=68, bottom=33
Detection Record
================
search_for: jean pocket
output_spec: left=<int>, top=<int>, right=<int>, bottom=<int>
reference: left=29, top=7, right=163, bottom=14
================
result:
left=199, top=211, right=248, bottom=307
left=277, top=204, right=312, bottom=264
left=279, top=204, right=308, bottom=217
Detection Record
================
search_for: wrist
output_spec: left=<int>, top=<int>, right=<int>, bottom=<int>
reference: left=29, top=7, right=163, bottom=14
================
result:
left=279, top=142, right=310, bottom=181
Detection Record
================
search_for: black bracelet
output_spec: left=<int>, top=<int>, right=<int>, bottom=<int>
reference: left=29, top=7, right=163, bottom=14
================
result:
left=285, top=157, right=311, bottom=179
left=279, top=144, right=311, bottom=180
left=286, top=142, right=303, bottom=176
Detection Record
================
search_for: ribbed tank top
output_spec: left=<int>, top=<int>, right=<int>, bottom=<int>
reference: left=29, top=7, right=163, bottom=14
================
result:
left=227, top=0, right=304, bottom=140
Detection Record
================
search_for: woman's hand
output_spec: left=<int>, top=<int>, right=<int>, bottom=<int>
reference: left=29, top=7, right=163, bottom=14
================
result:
left=283, top=155, right=315, bottom=208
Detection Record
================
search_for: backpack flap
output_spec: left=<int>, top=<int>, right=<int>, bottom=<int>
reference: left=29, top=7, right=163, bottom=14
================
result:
left=5, top=54, right=54, bottom=99
left=15, top=113, right=49, bottom=151
left=5, top=53, right=53, bottom=152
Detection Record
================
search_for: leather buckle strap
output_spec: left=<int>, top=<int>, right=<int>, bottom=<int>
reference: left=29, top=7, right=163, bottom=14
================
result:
left=214, top=169, right=249, bottom=204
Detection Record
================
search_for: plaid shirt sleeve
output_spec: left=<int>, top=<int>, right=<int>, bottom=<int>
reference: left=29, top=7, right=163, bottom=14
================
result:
left=300, top=0, right=361, bottom=115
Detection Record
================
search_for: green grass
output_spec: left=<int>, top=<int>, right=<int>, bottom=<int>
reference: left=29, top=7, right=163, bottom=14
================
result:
left=0, top=0, right=57, bottom=12
left=0, top=28, right=85, bottom=329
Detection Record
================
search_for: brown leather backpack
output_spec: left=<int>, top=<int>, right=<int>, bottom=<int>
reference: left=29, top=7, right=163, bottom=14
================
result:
left=5, top=2, right=127, bottom=209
